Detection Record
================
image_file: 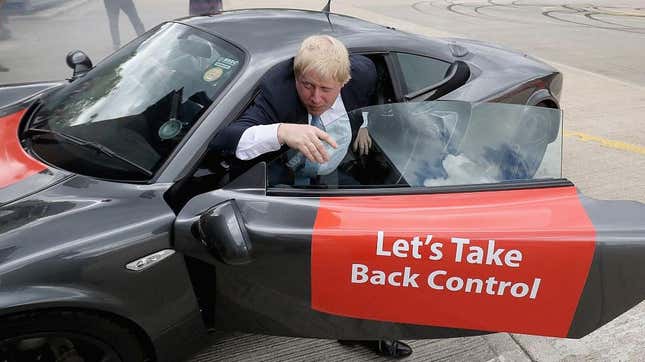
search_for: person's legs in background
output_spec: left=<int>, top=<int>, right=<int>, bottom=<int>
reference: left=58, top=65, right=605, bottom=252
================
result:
left=0, top=0, right=8, bottom=71
left=119, top=0, right=145, bottom=36
left=189, top=0, right=223, bottom=15
left=103, top=0, right=121, bottom=50
left=189, top=0, right=205, bottom=16
left=0, top=0, right=11, bottom=41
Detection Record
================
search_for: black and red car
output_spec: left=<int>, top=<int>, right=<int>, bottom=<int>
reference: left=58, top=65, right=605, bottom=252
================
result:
left=1, top=8, right=644, bottom=362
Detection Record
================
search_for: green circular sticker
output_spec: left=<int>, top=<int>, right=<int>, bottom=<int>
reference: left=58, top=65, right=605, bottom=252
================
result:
left=158, top=120, right=182, bottom=140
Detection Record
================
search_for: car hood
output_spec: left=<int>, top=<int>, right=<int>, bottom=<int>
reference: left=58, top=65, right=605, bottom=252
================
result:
left=0, top=81, right=64, bottom=110
left=0, top=171, right=173, bottom=275
left=0, top=108, right=72, bottom=207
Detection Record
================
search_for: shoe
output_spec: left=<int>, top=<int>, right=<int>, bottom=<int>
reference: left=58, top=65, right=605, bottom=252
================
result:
left=375, top=340, right=412, bottom=358
left=338, top=339, right=412, bottom=358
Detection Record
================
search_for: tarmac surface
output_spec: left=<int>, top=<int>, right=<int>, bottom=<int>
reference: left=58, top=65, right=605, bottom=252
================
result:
left=1, top=0, right=644, bottom=361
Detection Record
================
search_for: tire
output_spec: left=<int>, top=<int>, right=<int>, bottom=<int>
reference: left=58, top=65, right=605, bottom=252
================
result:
left=0, top=310, right=148, bottom=362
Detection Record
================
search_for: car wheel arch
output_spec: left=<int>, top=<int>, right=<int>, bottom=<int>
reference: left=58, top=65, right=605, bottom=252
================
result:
left=0, top=307, right=155, bottom=361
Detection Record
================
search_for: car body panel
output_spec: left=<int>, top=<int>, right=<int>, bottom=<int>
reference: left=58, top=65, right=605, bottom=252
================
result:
left=311, top=187, right=594, bottom=338
left=0, top=108, right=72, bottom=207
left=175, top=162, right=645, bottom=341
left=0, top=81, right=63, bottom=110
left=0, top=170, right=204, bottom=360
left=181, top=10, right=558, bottom=105
left=569, top=195, right=645, bottom=338
left=0, top=109, right=47, bottom=188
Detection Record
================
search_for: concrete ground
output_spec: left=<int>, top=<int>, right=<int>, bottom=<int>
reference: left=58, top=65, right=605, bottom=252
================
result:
left=1, top=0, right=644, bottom=360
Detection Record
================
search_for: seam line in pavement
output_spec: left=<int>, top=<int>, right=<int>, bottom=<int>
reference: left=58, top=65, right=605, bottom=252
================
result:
left=343, top=4, right=645, bottom=91
left=509, top=334, right=537, bottom=362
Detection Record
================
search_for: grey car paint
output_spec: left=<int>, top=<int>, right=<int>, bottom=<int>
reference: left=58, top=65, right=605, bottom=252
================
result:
left=569, top=194, right=645, bottom=338
left=0, top=175, right=205, bottom=361
left=0, top=81, right=64, bottom=110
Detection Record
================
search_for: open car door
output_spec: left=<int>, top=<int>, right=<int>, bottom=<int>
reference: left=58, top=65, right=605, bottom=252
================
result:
left=174, top=101, right=645, bottom=340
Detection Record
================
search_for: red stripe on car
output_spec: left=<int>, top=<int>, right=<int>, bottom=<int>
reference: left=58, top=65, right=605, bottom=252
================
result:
left=0, top=109, right=47, bottom=189
left=311, top=186, right=595, bottom=337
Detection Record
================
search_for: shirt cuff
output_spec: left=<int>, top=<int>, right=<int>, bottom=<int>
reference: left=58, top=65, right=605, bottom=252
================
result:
left=235, top=123, right=282, bottom=160
left=360, top=111, right=369, bottom=128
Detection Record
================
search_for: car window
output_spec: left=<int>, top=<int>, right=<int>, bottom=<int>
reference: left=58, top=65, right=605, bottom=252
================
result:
left=29, top=22, right=244, bottom=182
left=395, top=53, right=451, bottom=94
left=267, top=101, right=562, bottom=190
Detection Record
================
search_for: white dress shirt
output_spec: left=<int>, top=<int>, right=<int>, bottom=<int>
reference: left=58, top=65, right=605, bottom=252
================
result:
left=235, top=94, right=367, bottom=160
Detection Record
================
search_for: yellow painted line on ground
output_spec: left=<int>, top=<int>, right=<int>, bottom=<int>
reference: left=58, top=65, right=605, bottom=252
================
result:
left=564, top=130, right=645, bottom=155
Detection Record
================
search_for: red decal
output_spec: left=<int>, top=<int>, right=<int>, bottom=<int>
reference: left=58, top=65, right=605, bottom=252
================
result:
left=0, top=109, right=47, bottom=189
left=311, top=187, right=595, bottom=337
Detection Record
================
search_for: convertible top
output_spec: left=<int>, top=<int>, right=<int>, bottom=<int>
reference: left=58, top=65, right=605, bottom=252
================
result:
left=179, top=9, right=451, bottom=61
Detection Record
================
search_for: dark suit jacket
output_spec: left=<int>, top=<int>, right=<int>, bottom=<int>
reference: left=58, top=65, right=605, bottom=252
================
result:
left=211, top=55, right=377, bottom=159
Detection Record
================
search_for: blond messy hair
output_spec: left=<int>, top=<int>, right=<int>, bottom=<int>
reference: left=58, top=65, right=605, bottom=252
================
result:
left=294, top=35, right=351, bottom=85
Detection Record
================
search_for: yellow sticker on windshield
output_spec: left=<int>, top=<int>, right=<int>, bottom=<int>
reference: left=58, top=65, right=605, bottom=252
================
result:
left=203, top=67, right=224, bottom=82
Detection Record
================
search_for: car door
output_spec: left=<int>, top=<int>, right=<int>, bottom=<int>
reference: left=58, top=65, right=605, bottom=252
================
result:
left=174, top=101, right=645, bottom=340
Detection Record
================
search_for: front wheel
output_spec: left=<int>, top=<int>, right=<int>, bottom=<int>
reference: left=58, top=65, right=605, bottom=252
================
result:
left=0, top=310, right=148, bottom=362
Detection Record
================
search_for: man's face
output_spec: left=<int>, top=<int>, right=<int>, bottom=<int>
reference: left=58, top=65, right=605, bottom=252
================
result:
left=295, top=70, right=344, bottom=116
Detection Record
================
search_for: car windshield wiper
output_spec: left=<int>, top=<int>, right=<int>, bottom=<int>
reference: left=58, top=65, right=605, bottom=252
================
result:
left=26, top=99, right=44, bottom=129
left=25, top=128, right=153, bottom=177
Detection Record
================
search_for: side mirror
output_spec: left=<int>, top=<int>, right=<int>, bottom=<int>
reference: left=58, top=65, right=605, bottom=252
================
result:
left=173, top=162, right=265, bottom=263
left=197, top=200, right=252, bottom=265
left=66, top=50, right=93, bottom=80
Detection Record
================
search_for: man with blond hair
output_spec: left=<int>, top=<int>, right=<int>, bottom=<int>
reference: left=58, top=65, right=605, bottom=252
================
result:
left=213, top=35, right=375, bottom=177
left=210, top=35, right=412, bottom=357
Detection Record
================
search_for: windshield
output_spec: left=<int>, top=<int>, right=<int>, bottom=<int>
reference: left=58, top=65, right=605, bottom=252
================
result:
left=268, top=101, right=562, bottom=189
left=29, top=22, right=244, bottom=181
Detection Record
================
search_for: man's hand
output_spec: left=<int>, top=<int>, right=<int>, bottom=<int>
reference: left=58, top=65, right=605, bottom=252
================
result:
left=277, top=123, right=338, bottom=163
left=353, top=127, right=372, bottom=156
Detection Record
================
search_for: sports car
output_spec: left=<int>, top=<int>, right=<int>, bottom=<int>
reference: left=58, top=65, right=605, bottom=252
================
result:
left=1, top=7, right=644, bottom=362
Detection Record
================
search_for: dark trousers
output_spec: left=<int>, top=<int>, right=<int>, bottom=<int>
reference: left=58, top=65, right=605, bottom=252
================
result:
left=189, top=0, right=223, bottom=16
left=0, top=0, right=10, bottom=38
left=103, top=0, right=145, bottom=49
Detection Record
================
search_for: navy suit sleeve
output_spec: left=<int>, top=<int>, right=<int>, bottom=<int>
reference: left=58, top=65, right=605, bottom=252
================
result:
left=345, top=55, right=378, bottom=110
left=209, top=89, right=280, bottom=157
left=209, top=60, right=300, bottom=157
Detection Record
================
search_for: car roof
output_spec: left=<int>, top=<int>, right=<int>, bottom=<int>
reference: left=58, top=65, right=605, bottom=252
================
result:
left=179, top=9, right=449, bottom=60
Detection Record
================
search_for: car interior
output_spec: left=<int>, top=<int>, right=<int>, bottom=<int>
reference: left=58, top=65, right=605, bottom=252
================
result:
left=405, top=60, right=471, bottom=102
left=165, top=53, right=467, bottom=212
